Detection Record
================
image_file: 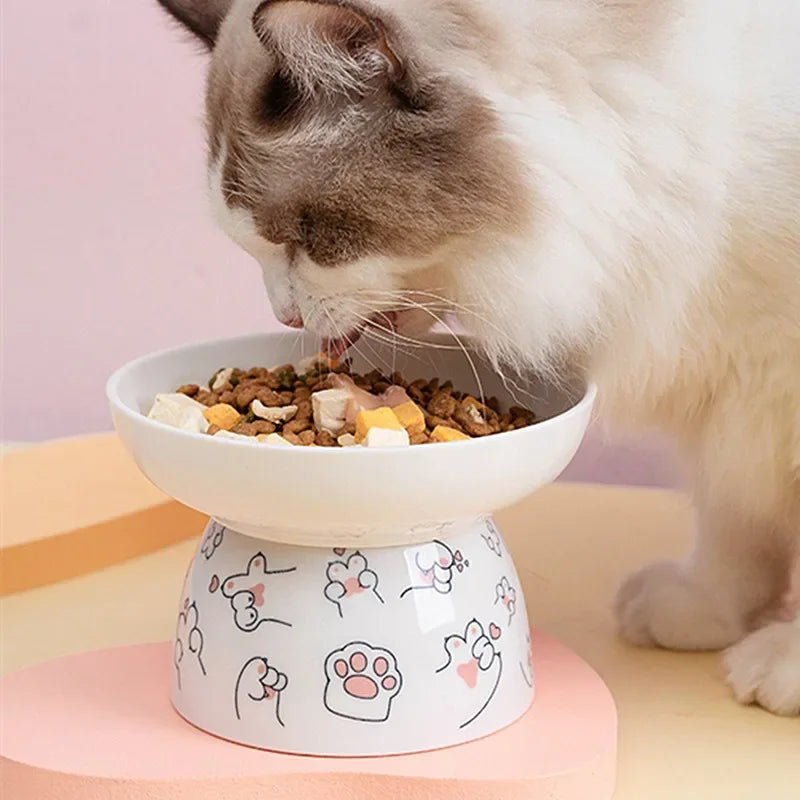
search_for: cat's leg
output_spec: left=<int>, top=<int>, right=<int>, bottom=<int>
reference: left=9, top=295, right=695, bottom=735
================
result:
left=723, top=555, right=800, bottom=716
left=615, top=497, right=794, bottom=652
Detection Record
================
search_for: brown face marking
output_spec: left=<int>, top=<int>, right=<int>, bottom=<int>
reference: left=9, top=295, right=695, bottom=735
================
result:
left=206, top=0, right=531, bottom=266
left=256, top=68, right=303, bottom=125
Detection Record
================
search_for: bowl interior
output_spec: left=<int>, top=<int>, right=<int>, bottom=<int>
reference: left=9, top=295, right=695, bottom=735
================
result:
left=108, top=332, right=595, bottom=543
left=112, top=331, right=580, bottom=425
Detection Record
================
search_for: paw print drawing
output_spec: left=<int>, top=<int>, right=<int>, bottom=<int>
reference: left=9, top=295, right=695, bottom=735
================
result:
left=481, top=519, right=502, bottom=557
left=495, top=577, right=517, bottom=624
left=436, top=619, right=503, bottom=728
left=324, top=551, right=384, bottom=617
left=200, top=521, right=225, bottom=560
left=234, top=656, right=288, bottom=725
left=520, top=630, right=534, bottom=688
left=174, top=599, right=206, bottom=690
left=400, top=540, right=469, bottom=598
left=209, top=552, right=296, bottom=632
left=324, top=642, right=402, bottom=722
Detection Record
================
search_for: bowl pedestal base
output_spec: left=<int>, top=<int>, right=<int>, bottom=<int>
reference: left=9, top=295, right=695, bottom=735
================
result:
left=0, top=631, right=617, bottom=799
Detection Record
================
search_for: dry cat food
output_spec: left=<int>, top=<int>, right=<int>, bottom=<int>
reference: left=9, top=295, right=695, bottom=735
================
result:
left=147, top=354, right=537, bottom=447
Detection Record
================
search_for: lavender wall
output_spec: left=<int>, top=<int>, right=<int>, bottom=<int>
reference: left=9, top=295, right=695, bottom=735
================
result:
left=1, top=0, right=679, bottom=488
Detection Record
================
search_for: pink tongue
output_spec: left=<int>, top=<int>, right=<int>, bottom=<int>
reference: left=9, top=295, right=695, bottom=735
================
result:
left=321, top=312, right=397, bottom=360
left=322, top=331, right=362, bottom=359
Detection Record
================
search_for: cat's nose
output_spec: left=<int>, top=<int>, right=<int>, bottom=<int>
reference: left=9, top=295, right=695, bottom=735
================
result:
left=280, top=312, right=304, bottom=329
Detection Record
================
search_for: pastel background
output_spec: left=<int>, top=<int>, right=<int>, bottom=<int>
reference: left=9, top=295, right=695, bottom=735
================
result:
left=1, top=0, right=680, bottom=488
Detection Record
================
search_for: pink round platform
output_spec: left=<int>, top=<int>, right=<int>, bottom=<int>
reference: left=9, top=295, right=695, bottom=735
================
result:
left=1, top=630, right=616, bottom=800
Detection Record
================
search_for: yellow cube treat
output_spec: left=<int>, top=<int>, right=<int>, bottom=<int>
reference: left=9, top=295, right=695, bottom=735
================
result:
left=391, top=400, right=426, bottom=435
left=203, top=403, right=242, bottom=431
left=431, top=425, right=470, bottom=442
left=355, top=407, right=404, bottom=443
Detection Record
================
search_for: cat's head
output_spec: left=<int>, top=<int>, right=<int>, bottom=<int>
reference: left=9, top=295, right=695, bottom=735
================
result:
left=158, top=0, right=532, bottom=351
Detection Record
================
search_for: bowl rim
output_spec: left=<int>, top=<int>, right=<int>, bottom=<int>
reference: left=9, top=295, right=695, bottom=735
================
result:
left=106, top=332, right=597, bottom=454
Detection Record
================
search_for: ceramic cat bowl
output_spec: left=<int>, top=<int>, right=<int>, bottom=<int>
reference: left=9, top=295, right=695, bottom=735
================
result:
left=107, top=332, right=595, bottom=756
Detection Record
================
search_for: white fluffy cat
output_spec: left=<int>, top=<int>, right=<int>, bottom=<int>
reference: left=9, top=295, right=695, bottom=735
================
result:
left=156, top=0, right=800, bottom=714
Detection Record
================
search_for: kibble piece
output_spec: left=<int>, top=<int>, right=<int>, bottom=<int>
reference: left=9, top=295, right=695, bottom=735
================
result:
left=257, top=433, right=294, bottom=446
left=195, top=389, right=219, bottom=406
left=390, top=372, right=407, bottom=387
left=298, top=429, right=316, bottom=446
left=363, top=427, right=411, bottom=447
left=203, top=403, right=242, bottom=431
left=295, top=399, right=313, bottom=419
left=252, top=387, right=283, bottom=408
left=252, top=399, right=298, bottom=423
left=232, top=385, right=259, bottom=409
left=148, top=393, right=210, bottom=433
left=337, top=433, right=357, bottom=447
left=431, top=425, right=470, bottom=442
left=312, top=388, right=351, bottom=434
left=453, top=398, right=495, bottom=437
left=428, top=390, right=457, bottom=418
left=234, top=420, right=277, bottom=436
left=176, top=384, right=199, bottom=397
left=392, top=400, right=426, bottom=435
left=315, top=430, right=337, bottom=447
left=409, top=430, right=431, bottom=445
left=355, top=407, right=404, bottom=443
left=284, top=417, right=311, bottom=435
left=424, top=412, right=464, bottom=432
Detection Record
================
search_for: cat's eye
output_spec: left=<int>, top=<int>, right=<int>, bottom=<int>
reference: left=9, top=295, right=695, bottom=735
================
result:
left=258, top=70, right=300, bottom=124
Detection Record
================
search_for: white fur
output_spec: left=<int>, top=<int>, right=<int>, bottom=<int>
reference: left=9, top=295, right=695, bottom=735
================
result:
left=208, top=0, right=800, bottom=713
left=724, top=618, right=800, bottom=717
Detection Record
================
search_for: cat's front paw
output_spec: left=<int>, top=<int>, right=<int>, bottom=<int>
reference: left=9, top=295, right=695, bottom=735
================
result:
left=724, top=621, right=800, bottom=716
left=615, top=560, right=744, bottom=650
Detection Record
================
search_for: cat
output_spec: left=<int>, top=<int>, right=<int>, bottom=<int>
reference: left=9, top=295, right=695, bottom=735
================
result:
left=156, top=0, right=800, bottom=715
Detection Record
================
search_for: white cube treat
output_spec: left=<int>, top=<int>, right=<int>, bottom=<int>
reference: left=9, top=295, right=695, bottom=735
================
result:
left=362, top=427, right=411, bottom=448
left=312, top=388, right=352, bottom=434
left=259, top=433, right=294, bottom=447
left=147, top=393, right=209, bottom=434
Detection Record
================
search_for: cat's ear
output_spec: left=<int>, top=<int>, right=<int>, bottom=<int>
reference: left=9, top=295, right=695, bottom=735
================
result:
left=155, top=0, right=234, bottom=49
left=252, top=0, right=405, bottom=87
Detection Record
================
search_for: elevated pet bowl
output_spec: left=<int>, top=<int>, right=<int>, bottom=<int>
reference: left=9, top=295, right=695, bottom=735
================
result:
left=106, top=332, right=596, bottom=757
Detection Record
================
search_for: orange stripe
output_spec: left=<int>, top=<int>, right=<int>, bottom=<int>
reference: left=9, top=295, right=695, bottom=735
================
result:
left=0, top=501, right=205, bottom=596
